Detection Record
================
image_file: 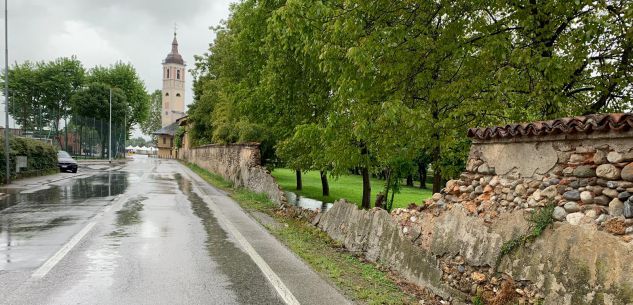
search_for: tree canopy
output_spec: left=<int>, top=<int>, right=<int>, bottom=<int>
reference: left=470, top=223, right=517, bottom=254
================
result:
left=188, top=0, right=633, bottom=209
left=140, top=90, right=163, bottom=136
left=87, top=62, right=150, bottom=130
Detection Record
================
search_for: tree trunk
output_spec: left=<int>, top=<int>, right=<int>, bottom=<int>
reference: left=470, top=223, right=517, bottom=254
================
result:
left=295, top=169, right=302, bottom=191
left=432, top=169, right=442, bottom=194
left=384, top=169, right=391, bottom=207
left=361, top=167, right=371, bottom=209
left=406, top=174, right=414, bottom=187
left=320, top=170, right=329, bottom=196
left=418, top=162, right=427, bottom=189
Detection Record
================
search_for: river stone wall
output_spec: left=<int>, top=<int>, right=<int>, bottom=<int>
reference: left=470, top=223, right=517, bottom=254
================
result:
left=318, top=114, right=633, bottom=304
left=435, top=129, right=633, bottom=237
left=178, top=143, right=287, bottom=206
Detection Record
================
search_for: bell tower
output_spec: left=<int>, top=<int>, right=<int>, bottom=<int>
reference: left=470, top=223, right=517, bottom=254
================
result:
left=161, top=31, right=185, bottom=127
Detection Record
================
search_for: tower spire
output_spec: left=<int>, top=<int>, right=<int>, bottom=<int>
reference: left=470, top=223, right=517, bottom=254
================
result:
left=171, top=25, right=179, bottom=54
left=164, top=26, right=184, bottom=65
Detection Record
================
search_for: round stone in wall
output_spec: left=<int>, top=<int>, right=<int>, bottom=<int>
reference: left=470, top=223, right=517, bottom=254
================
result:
left=618, top=192, right=631, bottom=201
left=624, top=200, right=633, bottom=219
left=552, top=206, right=567, bottom=221
left=573, top=165, right=596, bottom=178
left=563, top=201, right=581, bottom=213
left=593, top=150, right=608, bottom=165
left=595, top=164, right=621, bottom=180
left=607, top=151, right=624, bottom=163
left=609, top=198, right=625, bottom=217
left=566, top=212, right=584, bottom=225
left=621, top=163, right=633, bottom=182
left=580, top=191, right=594, bottom=204
left=563, top=190, right=581, bottom=201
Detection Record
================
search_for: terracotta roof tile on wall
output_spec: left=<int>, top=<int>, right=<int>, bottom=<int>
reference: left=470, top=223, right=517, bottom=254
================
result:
left=468, top=113, right=633, bottom=140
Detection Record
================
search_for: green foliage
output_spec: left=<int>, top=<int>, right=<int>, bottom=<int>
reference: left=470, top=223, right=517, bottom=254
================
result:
left=139, top=90, right=162, bottom=136
left=497, top=205, right=556, bottom=267
left=471, top=295, right=485, bottom=305
left=70, top=83, right=127, bottom=157
left=3, top=57, right=85, bottom=134
left=190, top=0, right=633, bottom=206
left=174, top=127, right=185, bottom=149
left=87, top=62, right=150, bottom=130
left=71, top=83, right=127, bottom=122
left=0, top=137, right=58, bottom=181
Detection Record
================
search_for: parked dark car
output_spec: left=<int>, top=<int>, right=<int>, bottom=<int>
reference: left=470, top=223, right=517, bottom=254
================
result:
left=58, top=151, right=78, bottom=173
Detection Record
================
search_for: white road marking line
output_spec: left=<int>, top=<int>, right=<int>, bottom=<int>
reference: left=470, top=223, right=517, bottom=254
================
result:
left=31, top=194, right=125, bottom=279
left=185, top=169, right=301, bottom=305
left=31, top=221, right=96, bottom=279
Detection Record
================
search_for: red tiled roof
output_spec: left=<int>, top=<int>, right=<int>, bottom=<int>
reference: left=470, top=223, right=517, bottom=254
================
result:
left=467, top=113, right=633, bottom=140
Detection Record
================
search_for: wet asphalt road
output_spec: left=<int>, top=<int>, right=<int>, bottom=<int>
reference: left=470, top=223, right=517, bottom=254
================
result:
left=0, top=156, right=286, bottom=305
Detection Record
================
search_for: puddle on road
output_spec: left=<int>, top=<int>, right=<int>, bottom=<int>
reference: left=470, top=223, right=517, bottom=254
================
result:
left=174, top=174, right=284, bottom=305
left=8, top=216, right=75, bottom=233
left=0, top=172, right=128, bottom=212
left=0, top=172, right=130, bottom=270
left=285, top=191, right=333, bottom=212
left=109, top=196, right=146, bottom=238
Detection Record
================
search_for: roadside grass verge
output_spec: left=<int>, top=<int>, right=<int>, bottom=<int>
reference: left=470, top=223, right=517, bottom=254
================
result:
left=186, top=162, right=421, bottom=305
left=271, top=168, right=433, bottom=209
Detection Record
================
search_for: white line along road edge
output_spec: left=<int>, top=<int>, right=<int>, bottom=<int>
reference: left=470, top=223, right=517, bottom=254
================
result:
left=31, top=221, right=96, bottom=279
left=185, top=169, right=301, bottom=305
left=31, top=194, right=126, bottom=279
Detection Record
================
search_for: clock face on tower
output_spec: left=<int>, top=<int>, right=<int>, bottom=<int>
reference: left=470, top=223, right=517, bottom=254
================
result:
left=161, top=32, right=186, bottom=128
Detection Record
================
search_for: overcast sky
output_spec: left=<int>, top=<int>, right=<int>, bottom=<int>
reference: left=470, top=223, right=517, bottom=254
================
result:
left=0, top=0, right=235, bottom=137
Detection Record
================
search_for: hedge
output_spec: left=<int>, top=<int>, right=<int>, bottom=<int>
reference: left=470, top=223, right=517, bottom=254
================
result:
left=0, top=136, right=58, bottom=181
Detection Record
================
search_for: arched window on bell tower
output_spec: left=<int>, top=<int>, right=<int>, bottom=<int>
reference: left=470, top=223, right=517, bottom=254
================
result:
left=167, top=68, right=170, bottom=79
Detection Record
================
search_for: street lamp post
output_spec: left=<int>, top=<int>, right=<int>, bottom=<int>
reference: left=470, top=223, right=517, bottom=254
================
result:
left=108, top=88, right=112, bottom=163
left=3, top=0, right=9, bottom=184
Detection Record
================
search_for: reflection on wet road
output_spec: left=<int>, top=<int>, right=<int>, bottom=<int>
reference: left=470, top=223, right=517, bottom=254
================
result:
left=0, top=156, right=284, bottom=305
left=0, top=172, right=128, bottom=270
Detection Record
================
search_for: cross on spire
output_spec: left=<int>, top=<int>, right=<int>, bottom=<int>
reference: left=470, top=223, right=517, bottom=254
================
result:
left=174, top=22, right=178, bottom=36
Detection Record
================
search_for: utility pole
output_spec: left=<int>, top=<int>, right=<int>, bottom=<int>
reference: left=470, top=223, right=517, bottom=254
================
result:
left=108, top=88, right=112, bottom=163
left=3, top=0, right=9, bottom=184
left=123, top=112, right=126, bottom=158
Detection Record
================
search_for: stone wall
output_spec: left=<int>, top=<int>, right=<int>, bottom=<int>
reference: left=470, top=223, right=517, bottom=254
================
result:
left=437, top=129, right=633, bottom=237
left=318, top=200, right=633, bottom=305
left=178, top=143, right=287, bottom=206
left=317, top=114, right=633, bottom=304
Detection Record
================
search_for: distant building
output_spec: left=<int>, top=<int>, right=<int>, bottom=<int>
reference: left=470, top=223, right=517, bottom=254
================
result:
left=154, top=31, right=186, bottom=158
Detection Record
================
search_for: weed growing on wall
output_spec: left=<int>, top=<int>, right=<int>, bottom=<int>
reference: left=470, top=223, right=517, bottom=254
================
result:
left=496, top=204, right=555, bottom=268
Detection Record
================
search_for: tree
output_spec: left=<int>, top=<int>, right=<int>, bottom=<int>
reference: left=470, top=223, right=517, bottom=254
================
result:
left=70, top=83, right=127, bottom=157
left=40, top=57, right=85, bottom=150
left=140, top=90, right=162, bottom=136
left=87, top=62, right=149, bottom=133
left=474, top=0, right=633, bottom=119
left=128, top=137, right=150, bottom=147
left=189, top=0, right=284, bottom=163
left=3, top=61, right=44, bottom=133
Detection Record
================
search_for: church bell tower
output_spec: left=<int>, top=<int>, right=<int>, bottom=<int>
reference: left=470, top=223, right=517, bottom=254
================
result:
left=161, top=32, right=186, bottom=127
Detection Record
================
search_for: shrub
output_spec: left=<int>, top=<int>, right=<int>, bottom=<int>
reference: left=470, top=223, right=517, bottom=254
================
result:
left=0, top=136, right=58, bottom=181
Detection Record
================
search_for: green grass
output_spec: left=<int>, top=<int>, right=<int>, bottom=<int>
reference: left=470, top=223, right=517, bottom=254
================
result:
left=186, top=162, right=420, bottom=305
left=271, top=168, right=433, bottom=209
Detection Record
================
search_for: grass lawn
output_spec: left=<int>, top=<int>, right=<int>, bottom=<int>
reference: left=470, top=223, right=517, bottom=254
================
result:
left=271, top=168, right=433, bottom=210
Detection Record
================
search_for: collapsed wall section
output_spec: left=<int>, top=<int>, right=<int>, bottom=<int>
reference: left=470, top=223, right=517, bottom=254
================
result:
left=318, top=113, right=633, bottom=305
